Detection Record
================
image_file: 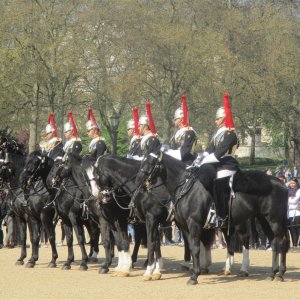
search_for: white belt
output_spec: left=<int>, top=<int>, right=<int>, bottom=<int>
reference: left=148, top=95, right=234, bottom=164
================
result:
left=217, top=170, right=236, bottom=179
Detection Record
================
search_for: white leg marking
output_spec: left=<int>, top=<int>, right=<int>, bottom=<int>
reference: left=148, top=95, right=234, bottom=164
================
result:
left=120, top=251, right=132, bottom=273
left=225, top=253, right=234, bottom=273
left=114, top=250, right=123, bottom=272
left=240, top=246, right=249, bottom=273
left=144, top=261, right=156, bottom=276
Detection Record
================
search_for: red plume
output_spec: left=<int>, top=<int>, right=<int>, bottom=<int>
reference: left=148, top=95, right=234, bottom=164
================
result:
left=146, top=101, right=157, bottom=134
left=224, top=93, right=235, bottom=129
left=48, top=113, right=59, bottom=137
left=133, top=107, right=140, bottom=136
left=68, top=112, right=78, bottom=138
left=181, top=95, right=189, bottom=127
left=87, top=107, right=98, bottom=128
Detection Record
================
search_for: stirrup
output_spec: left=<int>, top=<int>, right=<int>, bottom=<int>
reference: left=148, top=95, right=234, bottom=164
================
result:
left=203, top=208, right=216, bottom=229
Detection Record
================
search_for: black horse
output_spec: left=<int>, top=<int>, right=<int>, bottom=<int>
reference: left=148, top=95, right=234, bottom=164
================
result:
left=89, top=154, right=214, bottom=280
left=0, top=149, right=58, bottom=268
left=134, top=151, right=289, bottom=283
left=21, top=151, right=100, bottom=271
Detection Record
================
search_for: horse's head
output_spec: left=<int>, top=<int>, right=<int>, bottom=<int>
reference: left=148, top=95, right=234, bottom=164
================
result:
left=46, top=155, right=67, bottom=188
left=135, top=152, right=162, bottom=189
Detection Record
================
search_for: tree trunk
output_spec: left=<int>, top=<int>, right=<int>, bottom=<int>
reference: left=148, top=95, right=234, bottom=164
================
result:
left=28, top=122, right=37, bottom=153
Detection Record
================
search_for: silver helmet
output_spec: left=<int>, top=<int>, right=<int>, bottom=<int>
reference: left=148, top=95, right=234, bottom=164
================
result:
left=216, top=107, right=225, bottom=119
left=63, top=122, right=73, bottom=133
left=174, top=107, right=183, bottom=120
left=127, top=119, right=135, bottom=130
left=86, top=120, right=99, bottom=131
left=45, top=124, right=55, bottom=134
left=138, top=115, right=149, bottom=126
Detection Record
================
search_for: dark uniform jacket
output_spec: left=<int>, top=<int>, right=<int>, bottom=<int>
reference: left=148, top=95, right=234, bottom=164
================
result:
left=140, top=132, right=161, bottom=157
left=129, top=135, right=143, bottom=157
left=89, top=136, right=107, bottom=161
left=46, top=137, right=64, bottom=160
left=170, top=127, right=197, bottom=164
left=63, top=138, right=82, bottom=157
left=205, top=126, right=239, bottom=171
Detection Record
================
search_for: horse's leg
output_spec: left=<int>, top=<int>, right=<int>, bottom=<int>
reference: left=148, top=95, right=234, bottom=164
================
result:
left=235, top=223, right=250, bottom=277
left=114, top=219, right=131, bottom=277
left=84, top=220, right=99, bottom=262
left=268, top=221, right=289, bottom=281
left=16, top=217, right=27, bottom=265
left=70, top=214, right=88, bottom=271
left=143, top=215, right=159, bottom=281
left=185, top=223, right=201, bottom=285
left=199, top=241, right=211, bottom=274
left=131, top=224, right=141, bottom=267
left=222, top=228, right=235, bottom=276
left=152, top=225, right=163, bottom=280
left=62, top=221, right=74, bottom=270
left=181, top=231, right=192, bottom=271
left=98, top=217, right=113, bottom=274
left=41, top=210, right=58, bottom=268
left=26, top=218, right=40, bottom=268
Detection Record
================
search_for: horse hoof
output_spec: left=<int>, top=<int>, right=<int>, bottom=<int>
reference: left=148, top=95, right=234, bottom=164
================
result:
left=152, top=273, right=162, bottom=280
left=224, top=270, right=231, bottom=276
left=62, top=264, right=71, bottom=270
left=15, top=260, right=24, bottom=266
left=238, top=271, right=249, bottom=277
left=48, top=262, right=57, bottom=268
left=79, top=264, right=88, bottom=271
left=275, top=275, right=284, bottom=282
left=143, top=275, right=152, bottom=281
left=89, top=257, right=98, bottom=263
left=187, top=279, right=198, bottom=285
left=116, top=272, right=129, bottom=277
left=25, top=262, right=35, bottom=268
left=99, top=267, right=109, bottom=274
left=266, top=276, right=274, bottom=281
left=111, top=272, right=119, bottom=277
left=200, top=268, right=209, bottom=275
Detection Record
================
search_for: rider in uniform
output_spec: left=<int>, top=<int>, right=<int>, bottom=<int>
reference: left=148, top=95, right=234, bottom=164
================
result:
left=169, top=95, right=197, bottom=165
left=43, top=113, right=64, bottom=160
left=127, top=107, right=143, bottom=158
left=63, top=112, right=90, bottom=200
left=63, top=112, right=82, bottom=156
left=193, top=93, right=239, bottom=227
left=138, top=101, right=161, bottom=157
left=86, top=107, right=108, bottom=161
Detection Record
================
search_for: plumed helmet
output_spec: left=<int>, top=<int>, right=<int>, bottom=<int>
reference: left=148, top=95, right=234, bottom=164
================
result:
left=86, top=120, right=99, bottom=131
left=127, top=119, right=135, bottom=130
left=138, top=115, right=149, bottom=126
left=45, top=124, right=55, bottom=134
left=63, top=121, right=73, bottom=133
left=174, top=107, right=183, bottom=120
left=216, top=107, right=225, bottom=119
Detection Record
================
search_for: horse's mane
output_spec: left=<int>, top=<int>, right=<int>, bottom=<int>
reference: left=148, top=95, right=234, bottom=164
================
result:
left=233, top=170, right=273, bottom=196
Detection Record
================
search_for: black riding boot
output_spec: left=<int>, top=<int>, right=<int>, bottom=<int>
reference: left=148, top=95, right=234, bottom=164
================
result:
left=214, top=176, right=231, bottom=228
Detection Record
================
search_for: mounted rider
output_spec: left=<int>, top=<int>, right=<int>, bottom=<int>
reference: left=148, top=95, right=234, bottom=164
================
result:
left=86, top=107, right=108, bottom=161
left=63, top=112, right=82, bottom=156
left=42, top=113, right=64, bottom=160
left=127, top=107, right=143, bottom=159
left=193, top=93, right=239, bottom=228
left=63, top=111, right=90, bottom=201
left=168, top=95, right=197, bottom=165
left=138, top=101, right=161, bottom=157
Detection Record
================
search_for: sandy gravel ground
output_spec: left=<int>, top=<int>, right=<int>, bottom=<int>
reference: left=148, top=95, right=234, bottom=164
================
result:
left=0, top=241, right=300, bottom=300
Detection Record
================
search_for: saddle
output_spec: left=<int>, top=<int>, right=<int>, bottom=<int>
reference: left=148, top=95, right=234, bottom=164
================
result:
left=232, top=170, right=273, bottom=196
